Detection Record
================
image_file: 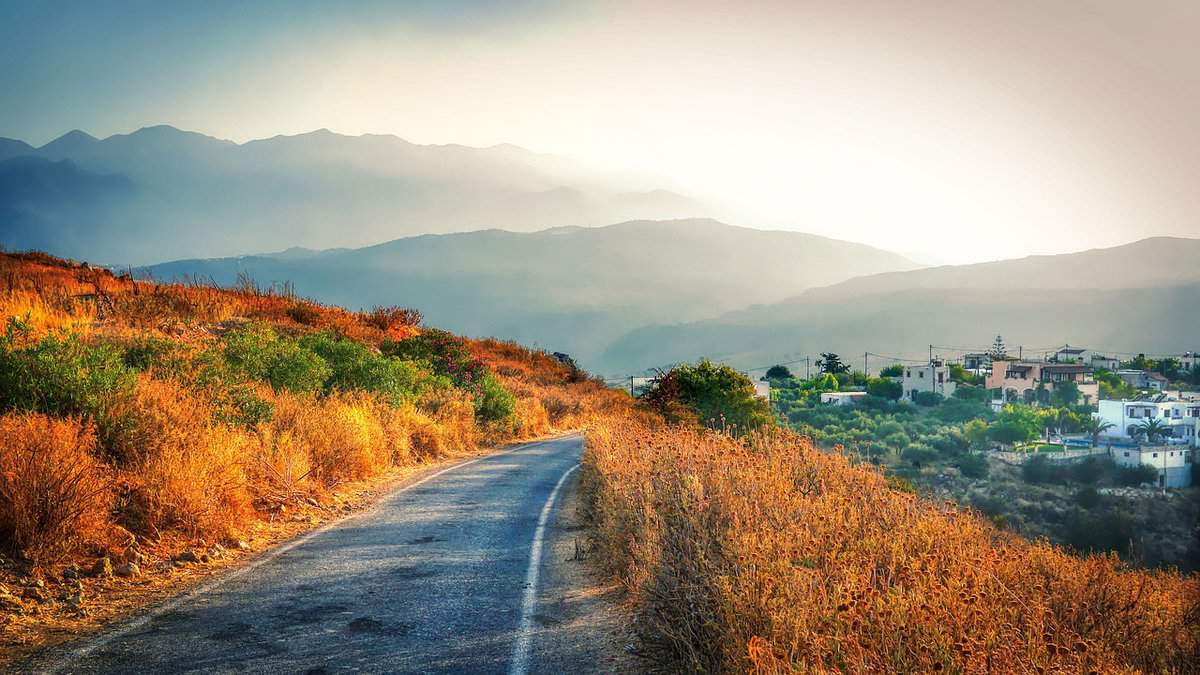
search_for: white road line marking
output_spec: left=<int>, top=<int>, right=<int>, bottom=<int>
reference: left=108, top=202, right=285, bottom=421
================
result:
left=508, top=461, right=580, bottom=675
left=42, top=436, right=572, bottom=674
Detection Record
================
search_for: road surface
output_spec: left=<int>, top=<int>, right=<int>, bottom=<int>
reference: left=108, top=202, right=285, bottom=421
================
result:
left=23, top=434, right=621, bottom=674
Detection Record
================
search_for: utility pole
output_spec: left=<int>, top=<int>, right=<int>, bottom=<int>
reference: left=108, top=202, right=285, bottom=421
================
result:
left=1019, top=345, right=1023, bottom=360
left=864, top=352, right=869, bottom=377
left=806, top=356, right=811, bottom=379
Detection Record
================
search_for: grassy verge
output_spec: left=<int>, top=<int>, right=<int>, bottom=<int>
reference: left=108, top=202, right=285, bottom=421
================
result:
left=582, top=423, right=1200, bottom=673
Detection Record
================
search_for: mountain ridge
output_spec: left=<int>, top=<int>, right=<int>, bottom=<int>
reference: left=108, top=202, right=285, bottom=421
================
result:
left=0, top=125, right=708, bottom=264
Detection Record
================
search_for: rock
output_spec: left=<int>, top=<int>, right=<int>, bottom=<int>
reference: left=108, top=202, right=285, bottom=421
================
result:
left=115, top=562, right=141, bottom=578
left=88, top=557, right=114, bottom=579
left=306, top=497, right=320, bottom=508
left=235, top=539, right=251, bottom=551
left=125, top=547, right=146, bottom=565
left=22, top=587, right=45, bottom=603
left=61, top=565, right=80, bottom=580
left=208, top=543, right=226, bottom=559
left=176, top=549, right=200, bottom=564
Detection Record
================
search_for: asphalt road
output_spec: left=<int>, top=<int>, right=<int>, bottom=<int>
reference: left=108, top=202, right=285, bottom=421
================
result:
left=29, top=434, right=604, bottom=674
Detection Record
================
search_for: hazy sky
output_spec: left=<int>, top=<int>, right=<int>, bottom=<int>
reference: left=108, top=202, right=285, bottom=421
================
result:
left=3, top=0, right=1199, bottom=263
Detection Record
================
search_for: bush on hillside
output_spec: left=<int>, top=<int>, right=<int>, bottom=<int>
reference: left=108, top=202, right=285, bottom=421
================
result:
left=0, top=412, right=111, bottom=562
left=911, top=391, right=944, bottom=407
left=299, top=331, right=445, bottom=406
left=1116, top=464, right=1159, bottom=487
left=957, top=452, right=989, bottom=479
left=0, top=322, right=137, bottom=448
left=221, top=323, right=331, bottom=394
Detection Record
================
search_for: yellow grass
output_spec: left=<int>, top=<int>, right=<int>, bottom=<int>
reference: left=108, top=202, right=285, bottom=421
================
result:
left=583, top=423, right=1200, bottom=673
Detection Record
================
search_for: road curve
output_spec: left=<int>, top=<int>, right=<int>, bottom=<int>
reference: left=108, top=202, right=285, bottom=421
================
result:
left=25, top=435, right=595, bottom=674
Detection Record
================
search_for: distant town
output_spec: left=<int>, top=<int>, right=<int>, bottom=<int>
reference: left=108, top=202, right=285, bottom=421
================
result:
left=761, top=338, right=1199, bottom=490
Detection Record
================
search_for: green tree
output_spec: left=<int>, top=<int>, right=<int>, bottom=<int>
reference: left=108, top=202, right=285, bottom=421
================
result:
left=989, top=335, right=1008, bottom=361
left=963, top=418, right=990, bottom=450
left=644, top=359, right=773, bottom=430
left=1050, top=380, right=1080, bottom=407
left=1078, top=416, right=1115, bottom=447
left=816, top=353, right=850, bottom=376
left=879, top=364, right=904, bottom=377
left=866, top=377, right=902, bottom=401
left=764, top=364, right=793, bottom=380
left=1135, top=418, right=1170, bottom=444
left=988, top=404, right=1039, bottom=445
left=957, top=453, right=989, bottom=479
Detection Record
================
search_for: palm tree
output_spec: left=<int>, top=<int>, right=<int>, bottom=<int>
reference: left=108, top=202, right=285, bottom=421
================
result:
left=1136, top=418, right=1170, bottom=445
left=1079, top=417, right=1115, bottom=447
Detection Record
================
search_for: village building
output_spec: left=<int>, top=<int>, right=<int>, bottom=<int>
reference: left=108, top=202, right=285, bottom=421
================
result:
left=902, top=360, right=957, bottom=401
left=819, top=391, right=867, bottom=406
left=986, top=359, right=1100, bottom=405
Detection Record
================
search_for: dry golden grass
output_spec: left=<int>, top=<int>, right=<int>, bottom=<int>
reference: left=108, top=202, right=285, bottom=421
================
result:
left=583, top=423, right=1200, bottom=674
left=0, top=413, right=111, bottom=562
left=0, top=250, right=641, bottom=567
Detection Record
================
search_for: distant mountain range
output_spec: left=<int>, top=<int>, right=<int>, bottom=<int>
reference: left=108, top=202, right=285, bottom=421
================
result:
left=0, top=125, right=705, bottom=264
left=140, top=218, right=920, bottom=370
left=601, top=237, right=1200, bottom=373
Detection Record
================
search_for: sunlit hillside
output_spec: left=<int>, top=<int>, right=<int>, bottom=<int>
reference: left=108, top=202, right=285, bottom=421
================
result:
left=0, top=251, right=643, bottom=653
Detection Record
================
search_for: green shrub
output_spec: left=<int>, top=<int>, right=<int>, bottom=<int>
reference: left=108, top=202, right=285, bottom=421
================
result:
left=221, top=323, right=330, bottom=394
left=1074, top=486, right=1101, bottom=508
left=475, top=372, right=516, bottom=424
left=0, top=322, right=136, bottom=445
left=1116, top=464, right=1159, bottom=487
left=911, top=391, right=943, bottom=407
left=1021, top=455, right=1065, bottom=484
left=1070, top=457, right=1109, bottom=485
left=957, top=453, right=989, bottom=479
left=300, top=331, right=444, bottom=406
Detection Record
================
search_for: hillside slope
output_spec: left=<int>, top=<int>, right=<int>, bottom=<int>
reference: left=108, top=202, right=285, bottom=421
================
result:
left=0, top=126, right=703, bottom=264
left=0, top=250, right=643, bottom=661
left=600, top=237, right=1200, bottom=371
left=141, top=219, right=920, bottom=370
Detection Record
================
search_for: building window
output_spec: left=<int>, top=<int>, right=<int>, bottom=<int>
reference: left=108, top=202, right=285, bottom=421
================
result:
left=1123, top=452, right=1130, bottom=457
left=919, top=371, right=924, bottom=378
left=1152, top=453, right=1158, bottom=458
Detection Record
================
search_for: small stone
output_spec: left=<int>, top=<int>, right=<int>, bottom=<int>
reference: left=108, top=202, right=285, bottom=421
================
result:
left=235, top=539, right=251, bottom=551
left=88, top=557, right=114, bottom=579
left=22, top=587, right=45, bottom=603
left=176, top=549, right=200, bottom=564
left=306, top=497, right=319, bottom=507
left=61, top=565, right=80, bottom=580
left=115, top=562, right=141, bottom=578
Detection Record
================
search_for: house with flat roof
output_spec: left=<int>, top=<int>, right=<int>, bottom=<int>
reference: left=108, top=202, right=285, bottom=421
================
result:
left=903, top=360, right=956, bottom=401
left=1053, top=346, right=1091, bottom=364
left=986, top=359, right=1100, bottom=405
left=1096, top=396, right=1200, bottom=447
left=819, top=391, right=867, bottom=406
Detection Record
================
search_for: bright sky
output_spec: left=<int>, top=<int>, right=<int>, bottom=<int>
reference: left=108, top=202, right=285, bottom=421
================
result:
left=3, top=0, right=1199, bottom=263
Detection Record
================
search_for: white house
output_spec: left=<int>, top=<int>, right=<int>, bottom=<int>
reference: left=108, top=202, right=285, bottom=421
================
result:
left=902, top=360, right=957, bottom=401
left=1180, top=352, right=1199, bottom=371
left=754, top=381, right=771, bottom=401
left=1090, top=354, right=1120, bottom=371
left=1054, top=346, right=1092, bottom=364
left=1110, top=446, right=1195, bottom=488
left=1113, top=367, right=1152, bottom=389
left=1096, top=397, right=1200, bottom=447
left=820, top=391, right=867, bottom=406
